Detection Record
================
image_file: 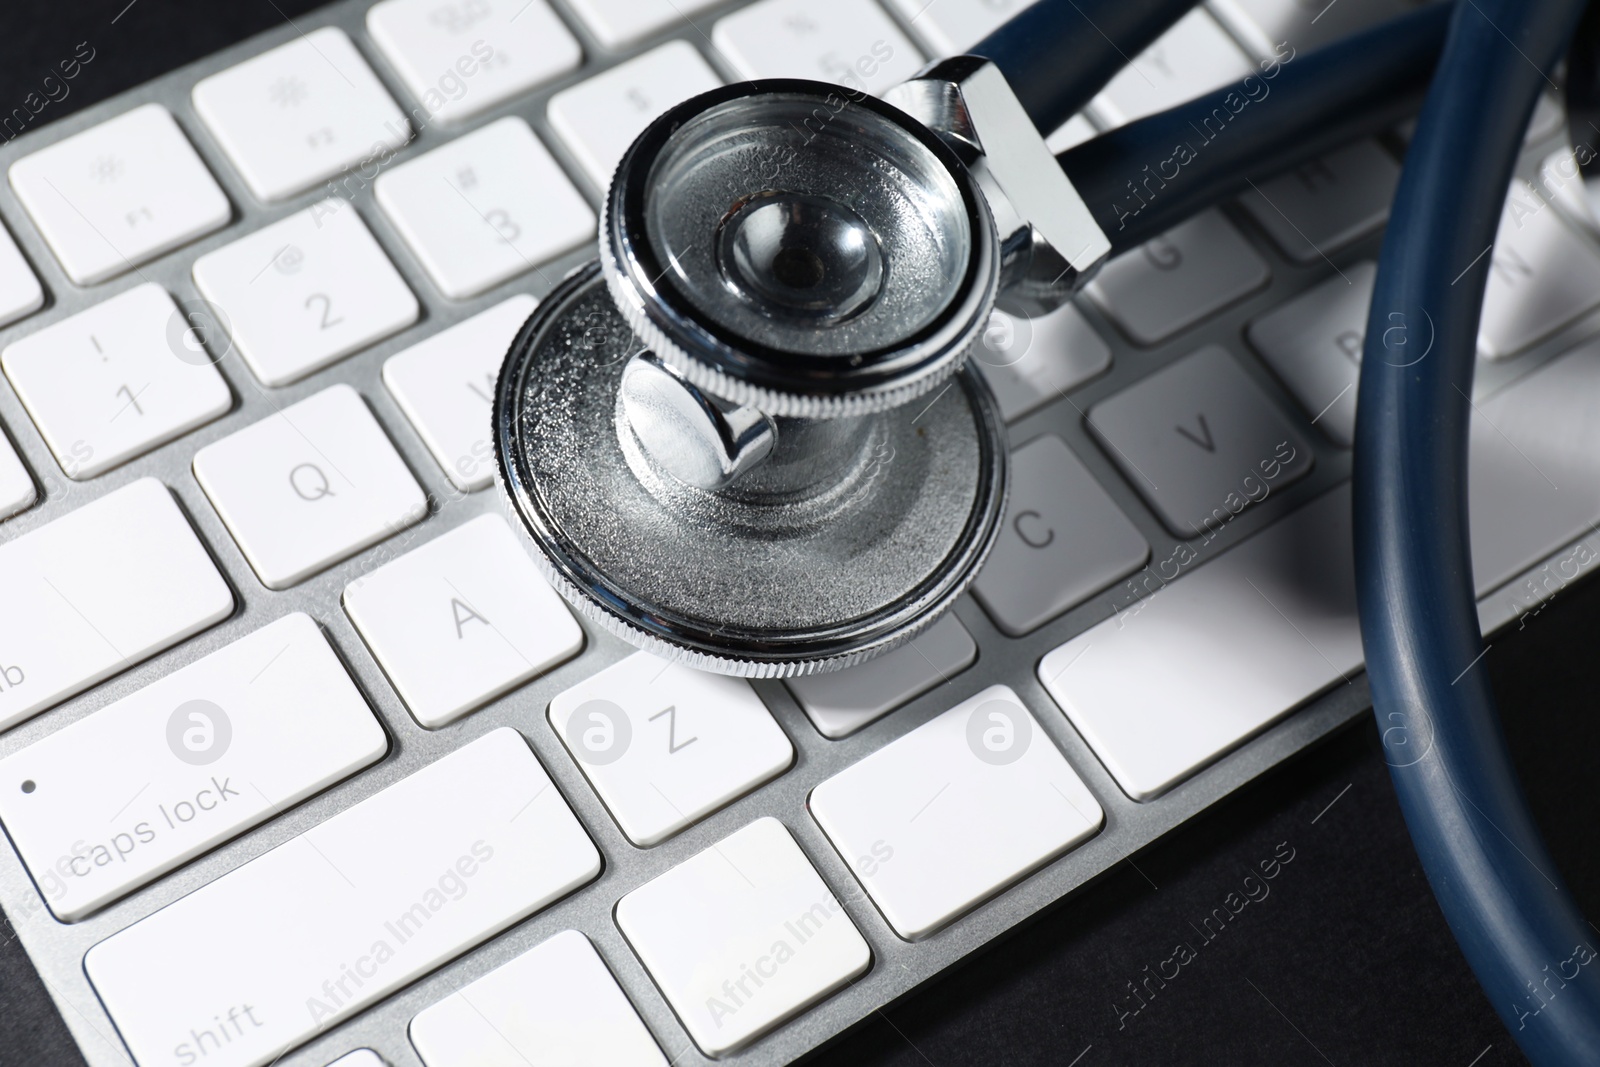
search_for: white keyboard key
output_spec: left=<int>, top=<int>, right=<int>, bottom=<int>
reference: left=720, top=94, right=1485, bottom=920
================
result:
left=1247, top=262, right=1374, bottom=448
left=1526, top=92, right=1564, bottom=144
left=0, top=478, right=232, bottom=733
left=409, top=930, right=666, bottom=1067
left=713, top=0, right=923, bottom=97
left=192, top=27, right=410, bottom=202
left=326, top=1052, right=384, bottom=1067
left=345, top=515, right=583, bottom=728
left=1209, top=0, right=1423, bottom=59
left=1538, top=148, right=1598, bottom=232
left=971, top=302, right=1112, bottom=422
left=0, top=613, right=384, bottom=921
left=1039, top=486, right=1359, bottom=800
left=86, top=727, right=602, bottom=1067
left=616, top=817, right=870, bottom=1056
left=0, top=222, right=43, bottom=328
left=787, top=614, right=976, bottom=739
left=1045, top=113, right=1097, bottom=154
left=1468, top=338, right=1600, bottom=594
left=1086, top=210, right=1270, bottom=346
left=376, top=117, right=594, bottom=300
left=367, top=0, right=581, bottom=125
left=383, top=295, right=534, bottom=491
left=2, top=284, right=231, bottom=479
left=1087, top=9, right=1253, bottom=129
left=1478, top=184, right=1600, bottom=360
left=549, top=652, right=792, bottom=846
left=0, top=422, right=35, bottom=521
left=971, top=434, right=1149, bottom=635
left=1238, top=140, right=1399, bottom=264
left=193, top=200, right=419, bottom=386
left=548, top=41, right=722, bottom=189
left=8, top=104, right=229, bottom=285
left=566, top=0, right=724, bottom=49
left=193, top=384, right=427, bottom=590
left=884, top=0, right=1041, bottom=56
left=811, top=685, right=1102, bottom=939
left=1088, top=345, right=1312, bottom=538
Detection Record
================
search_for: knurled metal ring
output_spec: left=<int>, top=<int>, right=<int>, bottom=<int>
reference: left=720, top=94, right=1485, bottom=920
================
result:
left=601, top=80, right=999, bottom=419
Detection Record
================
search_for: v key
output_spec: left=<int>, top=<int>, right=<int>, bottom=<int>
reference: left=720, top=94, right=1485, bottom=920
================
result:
left=1174, top=413, right=1216, bottom=452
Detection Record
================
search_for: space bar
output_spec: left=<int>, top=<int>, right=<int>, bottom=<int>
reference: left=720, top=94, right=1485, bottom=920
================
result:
left=86, top=728, right=601, bottom=1067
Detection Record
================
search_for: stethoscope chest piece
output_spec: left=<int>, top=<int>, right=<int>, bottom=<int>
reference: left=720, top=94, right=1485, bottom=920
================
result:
left=494, top=81, right=1009, bottom=677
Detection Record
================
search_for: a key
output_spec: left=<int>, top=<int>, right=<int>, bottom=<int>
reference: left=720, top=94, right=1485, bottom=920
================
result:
left=712, top=0, right=923, bottom=97
left=1537, top=148, right=1599, bottom=233
left=615, top=817, right=871, bottom=1056
left=325, top=1052, right=384, bottom=1067
left=367, top=0, right=581, bottom=125
left=1478, top=181, right=1600, bottom=360
left=1038, top=486, right=1361, bottom=800
left=971, top=434, right=1150, bottom=635
left=86, top=728, right=602, bottom=1067
left=0, top=421, right=35, bottom=522
left=409, top=930, right=667, bottom=1067
left=192, top=27, right=411, bottom=203
left=1207, top=0, right=1423, bottom=59
left=0, top=613, right=385, bottom=921
left=1246, top=261, right=1374, bottom=448
left=0, top=221, right=43, bottom=329
left=1087, top=345, right=1312, bottom=538
left=564, top=0, right=726, bottom=49
left=547, top=41, right=723, bottom=189
left=192, top=384, right=427, bottom=590
left=1238, top=140, right=1399, bottom=264
left=383, top=295, right=535, bottom=491
left=970, top=302, right=1112, bottom=422
left=0, top=478, right=233, bottom=733
left=1526, top=92, right=1565, bottom=145
left=1087, top=9, right=1254, bottom=129
left=884, top=0, right=1042, bottom=57
left=2, top=283, right=231, bottom=479
left=810, top=685, right=1103, bottom=939
left=787, top=613, right=976, bottom=739
left=344, top=514, right=584, bottom=728
left=8, top=103, right=229, bottom=285
left=1086, top=210, right=1271, bottom=346
left=374, top=117, right=594, bottom=300
left=1467, top=338, right=1600, bottom=595
left=548, top=652, right=793, bottom=846
left=192, top=200, right=419, bottom=386
left=1045, top=113, right=1098, bottom=154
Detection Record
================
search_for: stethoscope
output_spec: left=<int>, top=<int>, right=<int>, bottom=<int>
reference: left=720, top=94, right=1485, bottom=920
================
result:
left=489, top=0, right=1600, bottom=1059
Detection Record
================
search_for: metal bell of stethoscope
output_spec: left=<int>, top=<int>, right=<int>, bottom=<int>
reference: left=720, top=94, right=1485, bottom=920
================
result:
left=492, top=58, right=1110, bottom=678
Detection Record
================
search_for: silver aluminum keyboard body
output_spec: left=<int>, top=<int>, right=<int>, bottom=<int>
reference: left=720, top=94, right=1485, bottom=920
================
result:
left=0, top=0, right=1593, bottom=1065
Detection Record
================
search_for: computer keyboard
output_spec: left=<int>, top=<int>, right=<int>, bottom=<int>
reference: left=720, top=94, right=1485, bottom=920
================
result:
left=0, top=0, right=1596, bottom=1064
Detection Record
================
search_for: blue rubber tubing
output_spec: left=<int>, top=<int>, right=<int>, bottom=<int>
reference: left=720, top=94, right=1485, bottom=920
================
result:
left=970, top=0, right=1199, bottom=136
left=1353, top=1, right=1600, bottom=1061
left=1058, top=2, right=1450, bottom=254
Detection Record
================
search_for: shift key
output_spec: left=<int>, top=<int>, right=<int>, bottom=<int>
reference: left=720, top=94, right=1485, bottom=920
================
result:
left=0, top=613, right=386, bottom=921
left=86, top=727, right=601, bottom=1067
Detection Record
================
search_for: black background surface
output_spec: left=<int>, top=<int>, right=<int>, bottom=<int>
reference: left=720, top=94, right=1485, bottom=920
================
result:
left=0, top=3, right=1596, bottom=1064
